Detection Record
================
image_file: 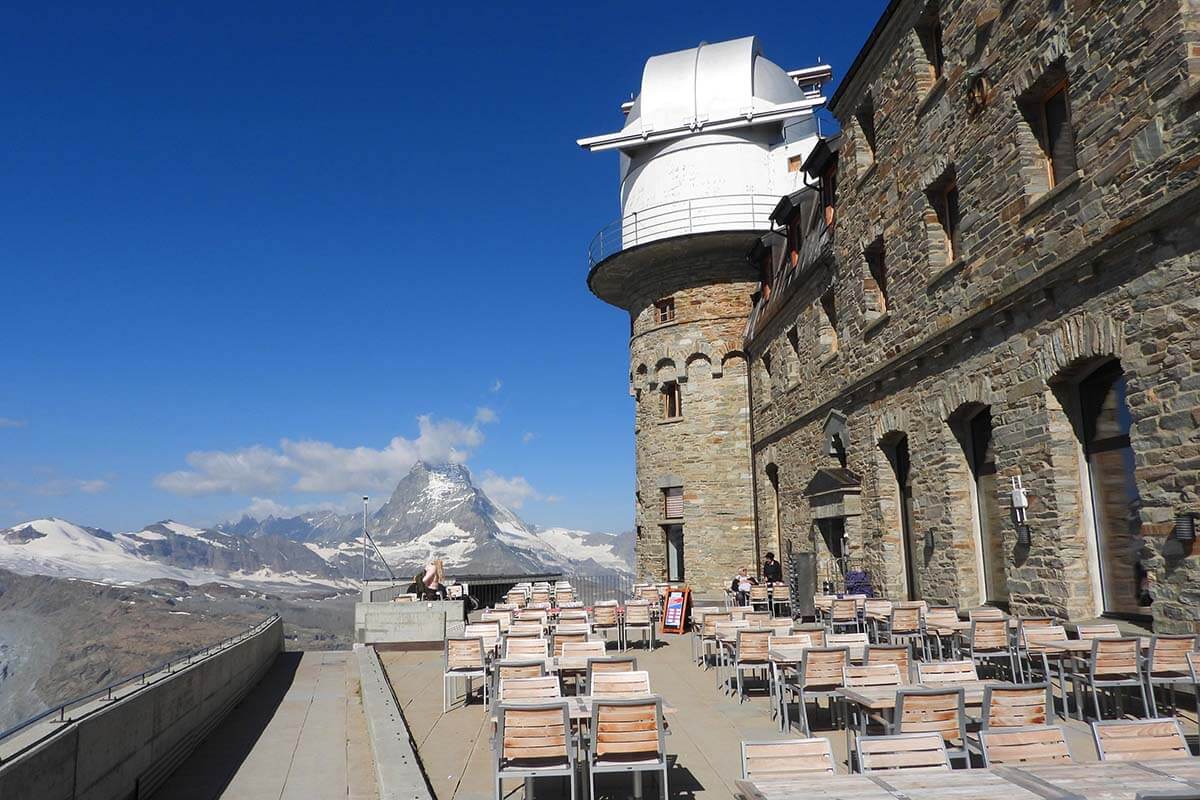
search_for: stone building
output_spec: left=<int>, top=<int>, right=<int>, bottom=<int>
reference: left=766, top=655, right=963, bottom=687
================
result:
left=579, top=38, right=831, bottom=589
left=744, top=0, right=1200, bottom=631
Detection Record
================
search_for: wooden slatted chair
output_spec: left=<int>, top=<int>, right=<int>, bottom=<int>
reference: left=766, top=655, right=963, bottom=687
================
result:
left=744, top=611, right=772, bottom=626
left=1019, top=625, right=1070, bottom=710
left=584, top=656, right=637, bottom=695
left=624, top=601, right=656, bottom=651
left=767, top=633, right=812, bottom=725
left=698, top=611, right=732, bottom=668
left=590, top=669, right=652, bottom=699
left=980, top=724, right=1073, bottom=767
left=494, top=701, right=576, bottom=800
left=857, top=732, right=951, bottom=773
left=733, top=629, right=773, bottom=702
left=504, top=636, right=548, bottom=660
left=504, top=590, right=526, bottom=608
left=1145, top=634, right=1198, bottom=716
left=786, top=647, right=848, bottom=736
left=530, top=590, right=552, bottom=605
left=491, top=659, right=546, bottom=710
left=714, top=620, right=750, bottom=687
left=1076, top=623, right=1121, bottom=640
left=767, top=619, right=794, bottom=637
left=883, top=606, right=925, bottom=658
left=865, top=644, right=913, bottom=683
left=863, top=598, right=894, bottom=641
left=969, top=619, right=1016, bottom=679
left=497, top=675, right=561, bottom=704
left=551, top=631, right=588, bottom=658
left=771, top=584, right=793, bottom=618
left=916, top=660, right=978, bottom=685
left=558, top=609, right=590, bottom=623
left=827, top=631, right=869, bottom=660
left=562, top=640, right=608, bottom=661
left=812, top=594, right=836, bottom=624
left=481, top=609, right=512, bottom=633
left=844, top=663, right=902, bottom=746
left=1093, top=718, right=1191, bottom=761
left=981, top=682, right=1054, bottom=729
left=592, top=604, right=623, bottom=650
left=555, top=589, right=577, bottom=605
left=508, top=621, right=545, bottom=638
left=1082, top=637, right=1150, bottom=720
left=740, top=738, right=835, bottom=780
left=444, top=636, right=489, bottom=712
left=969, top=606, right=1006, bottom=621
left=555, top=622, right=592, bottom=637
left=924, top=606, right=961, bottom=660
left=893, top=687, right=968, bottom=766
left=463, top=622, right=501, bottom=656
left=586, top=697, right=669, bottom=800
left=749, top=585, right=771, bottom=611
left=829, top=598, right=860, bottom=634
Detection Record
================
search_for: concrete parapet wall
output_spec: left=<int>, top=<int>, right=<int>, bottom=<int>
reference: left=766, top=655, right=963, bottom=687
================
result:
left=0, top=616, right=283, bottom=800
left=354, top=601, right=461, bottom=648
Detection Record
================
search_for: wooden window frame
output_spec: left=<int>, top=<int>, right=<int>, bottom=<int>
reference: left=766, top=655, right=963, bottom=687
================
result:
left=654, top=297, right=676, bottom=324
left=661, top=381, right=682, bottom=420
left=1034, top=80, right=1072, bottom=188
left=663, top=487, right=683, bottom=520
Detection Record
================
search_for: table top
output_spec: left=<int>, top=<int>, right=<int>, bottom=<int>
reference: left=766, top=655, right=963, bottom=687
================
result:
left=1037, top=636, right=1153, bottom=654
left=769, top=644, right=868, bottom=662
left=736, top=757, right=1200, bottom=800
left=837, top=679, right=998, bottom=711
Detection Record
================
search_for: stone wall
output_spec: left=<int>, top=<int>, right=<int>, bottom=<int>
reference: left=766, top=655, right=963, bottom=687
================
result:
left=628, top=257, right=758, bottom=592
left=746, top=0, right=1200, bottom=630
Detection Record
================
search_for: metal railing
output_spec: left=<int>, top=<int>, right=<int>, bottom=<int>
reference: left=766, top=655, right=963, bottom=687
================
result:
left=0, top=613, right=280, bottom=752
left=571, top=573, right=637, bottom=607
left=587, top=193, right=779, bottom=267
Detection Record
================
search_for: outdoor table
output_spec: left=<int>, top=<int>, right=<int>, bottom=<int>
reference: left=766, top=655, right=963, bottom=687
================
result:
left=1033, top=636, right=1154, bottom=718
left=736, top=758, right=1200, bottom=800
left=494, top=695, right=676, bottom=722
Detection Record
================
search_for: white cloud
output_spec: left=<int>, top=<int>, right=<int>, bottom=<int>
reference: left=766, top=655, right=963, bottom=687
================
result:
left=490, top=379, right=503, bottom=393
left=239, top=496, right=358, bottom=519
left=474, top=406, right=499, bottom=424
left=0, top=417, right=27, bottom=429
left=521, top=432, right=536, bottom=444
left=481, top=471, right=542, bottom=510
left=155, top=415, right=488, bottom=497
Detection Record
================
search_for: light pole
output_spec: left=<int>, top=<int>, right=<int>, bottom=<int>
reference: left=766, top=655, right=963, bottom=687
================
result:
left=361, top=495, right=369, bottom=583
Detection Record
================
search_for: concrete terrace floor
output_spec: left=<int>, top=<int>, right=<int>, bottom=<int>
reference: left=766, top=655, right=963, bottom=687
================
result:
left=156, top=650, right=378, bottom=800
left=379, top=630, right=1199, bottom=800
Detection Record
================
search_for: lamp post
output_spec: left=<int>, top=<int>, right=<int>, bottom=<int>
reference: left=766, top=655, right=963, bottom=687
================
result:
left=361, top=496, right=369, bottom=583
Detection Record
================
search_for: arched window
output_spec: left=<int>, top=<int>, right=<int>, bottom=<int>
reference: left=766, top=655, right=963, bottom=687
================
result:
left=961, top=407, right=1008, bottom=604
left=881, top=433, right=920, bottom=601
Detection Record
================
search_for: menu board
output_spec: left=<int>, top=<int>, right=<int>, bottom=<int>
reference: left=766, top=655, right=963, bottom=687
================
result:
left=661, top=587, right=691, bottom=634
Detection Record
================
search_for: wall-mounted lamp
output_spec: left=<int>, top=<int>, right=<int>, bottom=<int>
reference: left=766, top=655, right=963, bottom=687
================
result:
left=1175, top=513, right=1196, bottom=545
left=1011, top=475, right=1031, bottom=547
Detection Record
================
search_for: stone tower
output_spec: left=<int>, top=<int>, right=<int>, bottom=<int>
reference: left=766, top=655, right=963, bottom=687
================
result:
left=579, top=37, right=829, bottom=590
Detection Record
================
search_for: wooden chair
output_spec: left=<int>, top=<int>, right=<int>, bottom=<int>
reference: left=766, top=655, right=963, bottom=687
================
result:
left=491, top=659, right=547, bottom=708
left=590, top=669, right=652, bottom=699
left=827, top=631, right=869, bottom=659
left=586, top=697, right=669, bottom=800
left=733, top=629, right=773, bottom=702
left=863, top=598, right=894, bottom=641
left=767, top=633, right=811, bottom=723
left=969, top=606, right=1006, bottom=621
left=551, top=631, right=588, bottom=658
left=624, top=601, right=656, bottom=651
left=787, top=647, right=848, bottom=735
left=463, top=622, right=501, bottom=655
left=865, top=644, right=912, bottom=683
left=584, top=656, right=637, bottom=694
left=1081, top=637, right=1149, bottom=720
left=893, top=687, right=968, bottom=766
left=844, top=663, right=902, bottom=688
left=771, top=584, right=793, bottom=618
left=812, top=594, right=835, bottom=624
left=1019, top=625, right=1070, bottom=711
left=698, top=611, right=732, bottom=668
left=497, top=675, right=561, bottom=703
left=1076, top=623, right=1121, bottom=640
left=555, top=622, right=592, bottom=636
left=444, top=636, right=489, bottom=712
left=507, top=621, right=545, bottom=638
left=740, top=738, right=835, bottom=780
left=481, top=609, right=512, bottom=633
left=916, top=660, right=978, bottom=685
left=883, top=606, right=925, bottom=658
left=531, top=590, right=551, bottom=606
left=857, top=732, right=951, bottom=773
left=558, top=609, right=590, bottom=623
left=981, top=682, right=1054, bottom=730
left=504, top=636, right=548, bottom=660
left=562, top=640, right=607, bottom=661
left=494, top=701, right=576, bottom=800
left=744, top=611, right=772, bottom=626
left=1145, top=634, right=1198, bottom=716
left=592, top=604, right=623, bottom=650
left=504, top=590, right=526, bottom=608
left=1092, top=718, right=1191, bottom=761
left=749, top=584, right=771, bottom=611
left=980, top=724, right=1073, bottom=767
left=829, top=598, right=860, bottom=633
left=969, top=619, right=1016, bottom=679
left=924, top=606, right=960, bottom=659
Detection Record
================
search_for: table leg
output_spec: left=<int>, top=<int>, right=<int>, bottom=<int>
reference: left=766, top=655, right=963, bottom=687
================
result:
left=633, top=770, right=643, bottom=800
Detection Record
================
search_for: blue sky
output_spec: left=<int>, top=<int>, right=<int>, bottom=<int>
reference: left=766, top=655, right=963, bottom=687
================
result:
left=0, top=0, right=886, bottom=533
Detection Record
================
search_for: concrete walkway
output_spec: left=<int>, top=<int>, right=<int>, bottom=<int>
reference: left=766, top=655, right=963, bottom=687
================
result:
left=155, top=650, right=377, bottom=800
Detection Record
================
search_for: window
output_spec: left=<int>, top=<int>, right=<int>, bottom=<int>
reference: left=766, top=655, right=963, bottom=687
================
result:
left=818, top=288, right=839, bottom=356
left=864, top=238, right=888, bottom=315
left=965, top=408, right=1008, bottom=604
left=654, top=297, right=675, bottom=323
left=787, top=154, right=804, bottom=172
left=821, top=161, right=838, bottom=228
left=1030, top=83, right=1077, bottom=187
left=664, top=524, right=684, bottom=581
left=925, top=170, right=961, bottom=266
left=661, top=381, right=682, bottom=419
left=663, top=486, right=683, bottom=519
left=786, top=327, right=800, bottom=359
left=854, top=94, right=877, bottom=166
left=915, top=3, right=946, bottom=84
left=881, top=434, right=920, bottom=601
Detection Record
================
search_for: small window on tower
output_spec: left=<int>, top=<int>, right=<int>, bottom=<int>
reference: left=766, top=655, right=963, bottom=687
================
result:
left=661, top=381, right=682, bottom=419
left=654, top=298, right=676, bottom=324
left=787, top=154, right=804, bottom=172
left=915, top=2, right=946, bottom=84
left=663, top=487, right=683, bottom=519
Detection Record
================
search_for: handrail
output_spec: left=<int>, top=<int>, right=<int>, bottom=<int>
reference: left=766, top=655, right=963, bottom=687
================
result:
left=0, top=613, right=280, bottom=750
left=588, top=193, right=780, bottom=267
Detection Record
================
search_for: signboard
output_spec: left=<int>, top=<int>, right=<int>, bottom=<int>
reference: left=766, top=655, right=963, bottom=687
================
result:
left=661, top=587, right=691, bottom=634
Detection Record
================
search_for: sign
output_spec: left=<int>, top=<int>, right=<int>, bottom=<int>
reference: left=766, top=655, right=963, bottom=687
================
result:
left=661, top=587, right=691, bottom=634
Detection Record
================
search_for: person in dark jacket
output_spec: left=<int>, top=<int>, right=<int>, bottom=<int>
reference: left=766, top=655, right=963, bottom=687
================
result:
left=762, top=552, right=783, bottom=584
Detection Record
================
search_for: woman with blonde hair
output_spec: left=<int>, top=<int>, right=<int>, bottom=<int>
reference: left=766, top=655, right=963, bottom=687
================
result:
left=423, top=558, right=446, bottom=599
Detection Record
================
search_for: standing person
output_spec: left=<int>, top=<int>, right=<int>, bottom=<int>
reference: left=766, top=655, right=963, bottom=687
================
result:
left=423, top=558, right=446, bottom=599
left=730, top=567, right=756, bottom=606
left=762, top=552, right=782, bottom=584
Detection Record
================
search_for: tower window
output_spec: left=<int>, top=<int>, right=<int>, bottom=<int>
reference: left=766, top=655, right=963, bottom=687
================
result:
left=663, top=486, right=683, bottom=519
left=818, top=288, right=839, bottom=357
left=654, top=298, right=676, bottom=323
left=854, top=94, right=877, bottom=166
left=864, top=237, right=888, bottom=315
left=1028, top=83, right=1078, bottom=187
left=925, top=168, right=961, bottom=267
left=661, top=381, right=682, bottom=419
left=915, top=2, right=946, bottom=83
